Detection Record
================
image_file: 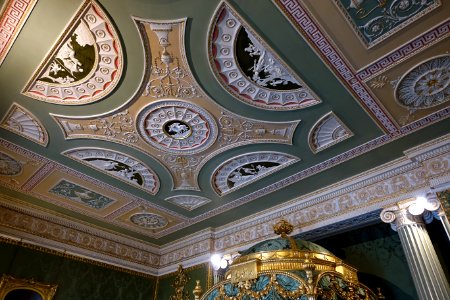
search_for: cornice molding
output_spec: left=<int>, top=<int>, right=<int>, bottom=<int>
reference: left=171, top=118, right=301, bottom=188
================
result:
left=3, top=134, right=450, bottom=275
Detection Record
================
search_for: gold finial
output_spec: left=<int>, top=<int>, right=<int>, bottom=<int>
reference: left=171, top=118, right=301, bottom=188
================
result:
left=193, top=280, right=203, bottom=300
left=273, top=219, right=293, bottom=237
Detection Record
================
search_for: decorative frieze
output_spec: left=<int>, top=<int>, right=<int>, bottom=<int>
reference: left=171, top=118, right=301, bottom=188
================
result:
left=0, top=203, right=160, bottom=269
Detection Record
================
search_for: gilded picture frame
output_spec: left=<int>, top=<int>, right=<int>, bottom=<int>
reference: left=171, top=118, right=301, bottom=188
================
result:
left=0, top=274, right=57, bottom=300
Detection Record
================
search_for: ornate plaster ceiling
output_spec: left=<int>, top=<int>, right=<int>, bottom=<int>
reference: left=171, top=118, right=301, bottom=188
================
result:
left=0, top=0, right=449, bottom=263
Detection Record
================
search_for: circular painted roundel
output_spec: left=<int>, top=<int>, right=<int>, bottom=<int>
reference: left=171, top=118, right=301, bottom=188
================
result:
left=130, top=213, right=168, bottom=229
left=138, top=101, right=218, bottom=154
left=0, top=152, right=22, bottom=175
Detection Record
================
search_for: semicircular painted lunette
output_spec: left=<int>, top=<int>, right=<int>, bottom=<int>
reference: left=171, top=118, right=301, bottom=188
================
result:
left=207, top=1, right=321, bottom=111
left=22, top=0, right=123, bottom=105
left=63, top=147, right=160, bottom=195
left=212, top=151, right=299, bottom=196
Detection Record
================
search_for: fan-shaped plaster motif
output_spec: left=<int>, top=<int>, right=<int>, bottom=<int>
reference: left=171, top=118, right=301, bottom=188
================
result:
left=1, top=103, right=48, bottom=146
left=213, top=152, right=299, bottom=195
left=309, top=112, right=353, bottom=153
left=0, top=152, right=22, bottom=176
left=208, top=1, right=321, bottom=110
left=63, top=148, right=160, bottom=194
left=137, top=101, right=218, bottom=154
left=130, top=213, right=168, bottom=229
left=165, top=195, right=211, bottom=211
left=22, top=0, right=123, bottom=105
left=395, top=55, right=450, bottom=109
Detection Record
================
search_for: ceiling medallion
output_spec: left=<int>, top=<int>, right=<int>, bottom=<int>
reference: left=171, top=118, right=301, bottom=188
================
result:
left=309, top=112, right=353, bottom=153
left=395, top=55, right=450, bottom=109
left=165, top=195, right=211, bottom=211
left=64, top=148, right=160, bottom=195
left=213, top=152, right=299, bottom=196
left=138, top=101, right=218, bottom=154
left=1, top=103, right=48, bottom=146
left=0, top=152, right=22, bottom=176
left=129, top=213, right=168, bottom=229
left=208, top=1, right=321, bottom=110
left=22, top=0, right=123, bottom=105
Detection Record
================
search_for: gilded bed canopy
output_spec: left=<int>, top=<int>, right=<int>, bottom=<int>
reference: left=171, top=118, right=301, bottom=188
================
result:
left=195, top=220, right=382, bottom=300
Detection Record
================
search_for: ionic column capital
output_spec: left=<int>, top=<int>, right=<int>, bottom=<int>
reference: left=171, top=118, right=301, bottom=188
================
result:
left=381, top=207, right=423, bottom=230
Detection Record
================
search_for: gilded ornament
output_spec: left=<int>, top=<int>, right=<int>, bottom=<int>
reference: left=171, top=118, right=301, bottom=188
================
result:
left=0, top=274, right=57, bottom=300
left=273, top=219, right=294, bottom=237
left=370, top=75, right=389, bottom=89
left=169, top=265, right=190, bottom=300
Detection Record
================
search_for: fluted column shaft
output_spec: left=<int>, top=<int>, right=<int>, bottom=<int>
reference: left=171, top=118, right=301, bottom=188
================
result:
left=382, top=205, right=450, bottom=300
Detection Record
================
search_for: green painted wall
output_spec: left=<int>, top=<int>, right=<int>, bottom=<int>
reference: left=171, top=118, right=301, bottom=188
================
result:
left=315, top=221, right=450, bottom=300
left=0, top=241, right=156, bottom=300
left=3, top=221, right=448, bottom=299
left=156, top=264, right=210, bottom=300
